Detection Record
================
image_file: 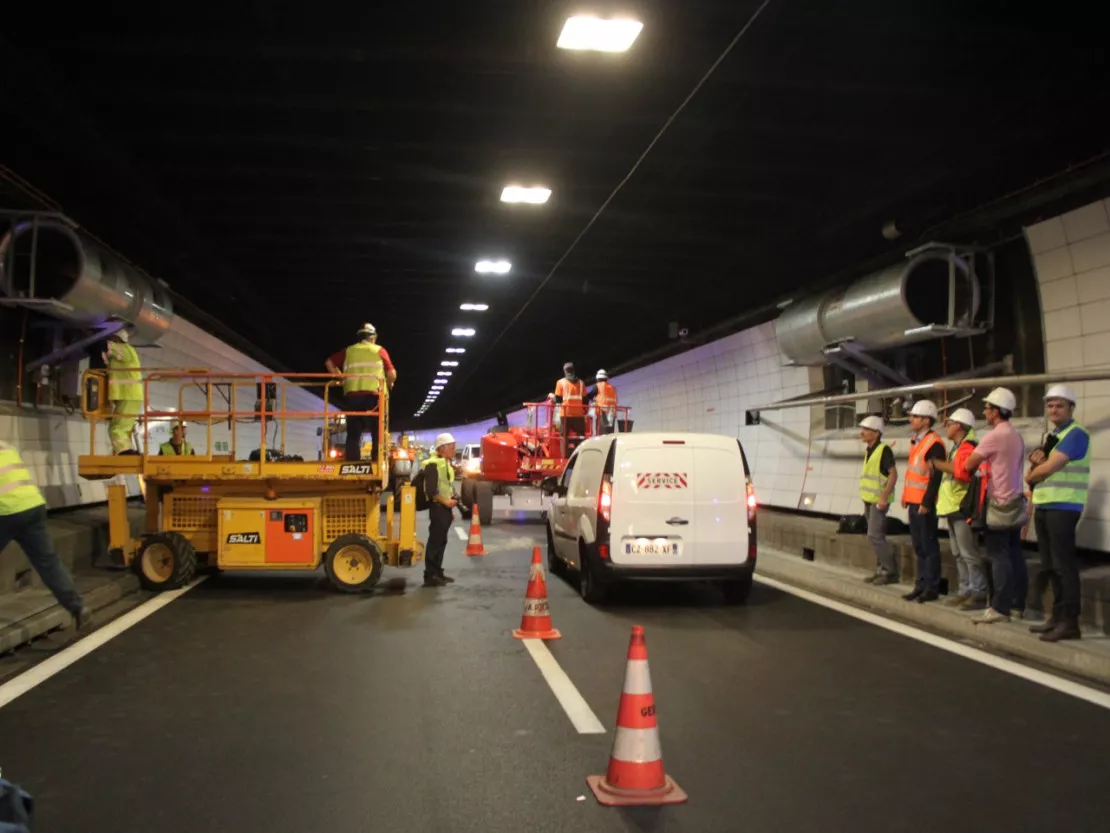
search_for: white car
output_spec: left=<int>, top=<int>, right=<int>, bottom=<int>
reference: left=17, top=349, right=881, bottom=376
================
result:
left=542, top=432, right=757, bottom=604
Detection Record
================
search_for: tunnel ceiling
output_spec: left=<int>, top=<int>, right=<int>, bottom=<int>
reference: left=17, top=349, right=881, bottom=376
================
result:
left=1, top=2, right=1108, bottom=427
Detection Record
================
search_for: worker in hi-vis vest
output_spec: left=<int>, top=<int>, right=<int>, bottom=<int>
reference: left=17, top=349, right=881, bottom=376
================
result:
left=929, top=408, right=986, bottom=609
left=590, top=368, right=618, bottom=434
left=901, top=399, right=946, bottom=604
left=103, top=328, right=142, bottom=454
left=859, top=415, right=898, bottom=585
left=326, top=323, right=397, bottom=464
left=1025, top=383, right=1090, bottom=642
left=547, top=362, right=586, bottom=450
left=159, top=421, right=195, bottom=456
left=420, top=432, right=458, bottom=588
left=0, top=441, right=90, bottom=631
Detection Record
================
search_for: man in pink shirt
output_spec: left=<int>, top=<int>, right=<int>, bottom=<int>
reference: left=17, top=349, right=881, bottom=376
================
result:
left=963, top=387, right=1029, bottom=623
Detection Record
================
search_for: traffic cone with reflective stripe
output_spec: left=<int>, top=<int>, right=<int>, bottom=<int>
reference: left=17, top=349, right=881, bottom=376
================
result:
left=511, top=546, right=561, bottom=640
left=465, top=504, right=487, bottom=556
left=587, top=624, right=687, bottom=806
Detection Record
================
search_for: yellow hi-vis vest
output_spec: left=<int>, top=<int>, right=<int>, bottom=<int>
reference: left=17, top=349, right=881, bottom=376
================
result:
left=423, top=453, right=455, bottom=500
left=859, top=442, right=889, bottom=504
left=342, top=341, right=384, bottom=395
left=0, top=442, right=47, bottom=516
left=160, top=441, right=193, bottom=456
left=108, top=342, right=143, bottom=401
left=936, top=428, right=977, bottom=516
left=1033, top=421, right=1091, bottom=508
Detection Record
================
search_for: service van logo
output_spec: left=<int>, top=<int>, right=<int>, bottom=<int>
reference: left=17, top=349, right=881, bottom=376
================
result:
left=339, top=464, right=372, bottom=475
left=226, top=532, right=261, bottom=545
left=635, top=472, right=689, bottom=489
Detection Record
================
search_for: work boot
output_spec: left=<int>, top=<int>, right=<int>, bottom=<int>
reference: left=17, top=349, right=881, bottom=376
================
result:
left=423, top=574, right=448, bottom=588
left=863, top=573, right=879, bottom=584
left=872, top=574, right=897, bottom=586
left=73, top=607, right=92, bottom=632
left=945, top=593, right=970, bottom=607
left=1040, top=618, right=1081, bottom=642
left=1029, top=618, right=1057, bottom=634
left=902, top=588, right=923, bottom=601
left=439, top=572, right=456, bottom=583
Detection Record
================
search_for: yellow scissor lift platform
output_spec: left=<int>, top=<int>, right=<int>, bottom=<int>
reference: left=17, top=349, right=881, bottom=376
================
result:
left=78, top=368, right=423, bottom=594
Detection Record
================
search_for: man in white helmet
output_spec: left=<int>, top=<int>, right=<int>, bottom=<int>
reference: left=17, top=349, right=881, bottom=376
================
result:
left=326, top=323, right=397, bottom=464
left=963, top=387, right=1029, bottom=624
left=928, top=408, right=987, bottom=609
left=419, top=432, right=458, bottom=587
left=858, top=415, right=899, bottom=585
left=900, top=400, right=947, bottom=603
left=589, top=369, right=618, bottom=434
left=1024, top=383, right=1089, bottom=641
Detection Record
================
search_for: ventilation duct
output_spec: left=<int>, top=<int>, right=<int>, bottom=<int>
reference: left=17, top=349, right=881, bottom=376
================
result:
left=0, top=217, right=174, bottom=343
left=775, top=245, right=982, bottom=366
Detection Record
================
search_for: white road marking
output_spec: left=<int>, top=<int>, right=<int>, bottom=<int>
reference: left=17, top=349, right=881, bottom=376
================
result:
left=454, top=526, right=468, bottom=542
left=522, top=638, right=606, bottom=734
left=0, top=577, right=207, bottom=710
left=755, top=575, right=1110, bottom=711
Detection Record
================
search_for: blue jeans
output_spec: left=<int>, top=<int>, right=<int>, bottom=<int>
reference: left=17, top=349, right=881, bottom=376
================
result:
left=0, top=505, right=84, bottom=615
left=908, top=504, right=940, bottom=593
left=985, top=525, right=1028, bottom=616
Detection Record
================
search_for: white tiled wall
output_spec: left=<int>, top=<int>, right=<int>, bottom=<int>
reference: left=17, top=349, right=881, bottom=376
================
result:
left=423, top=196, right=1110, bottom=555
left=0, top=315, right=329, bottom=509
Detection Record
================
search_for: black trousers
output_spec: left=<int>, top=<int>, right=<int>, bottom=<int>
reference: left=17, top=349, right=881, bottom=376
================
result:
left=344, top=392, right=379, bottom=462
left=425, top=503, right=453, bottom=578
left=1033, top=508, right=1082, bottom=619
left=0, top=505, right=84, bottom=615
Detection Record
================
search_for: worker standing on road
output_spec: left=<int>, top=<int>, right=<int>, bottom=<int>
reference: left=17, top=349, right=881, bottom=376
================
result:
left=103, top=328, right=142, bottom=455
left=963, top=387, right=1029, bottom=624
left=901, top=400, right=946, bottom=603
left=326, top=323, right=397, bottom=464
left=591, top=369, right=619, bottom=434
left=421, top=432, right=458, bottom=588
left=1025, top=384, right=1089, bottom=642
left=159, top=421, right=195, bottom=456
left=929, top=408, right=987, bottom=609
left=547, top=362, right=586, bottom=445
left=859, top=415, right=899, bottom=585
left=0, top=441, right=90, bottom=631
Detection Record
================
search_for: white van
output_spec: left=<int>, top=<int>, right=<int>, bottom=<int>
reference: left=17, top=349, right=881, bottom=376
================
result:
left=541, top=432, right=757, bottom=604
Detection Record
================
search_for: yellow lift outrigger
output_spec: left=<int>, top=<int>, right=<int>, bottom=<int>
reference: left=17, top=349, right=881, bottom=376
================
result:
left=77, top=368, right=423, bottom=593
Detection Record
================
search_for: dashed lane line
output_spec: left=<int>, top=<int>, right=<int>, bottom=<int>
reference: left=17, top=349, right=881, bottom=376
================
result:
left=454, top=526, right=468, bottom=542
left=522, top=638, right=606, bottom=734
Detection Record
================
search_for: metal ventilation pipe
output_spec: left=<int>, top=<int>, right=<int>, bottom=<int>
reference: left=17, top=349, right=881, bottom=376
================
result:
left=0, top=217, right=174, bottom=343
left=775, top=246, right=981, bottom=366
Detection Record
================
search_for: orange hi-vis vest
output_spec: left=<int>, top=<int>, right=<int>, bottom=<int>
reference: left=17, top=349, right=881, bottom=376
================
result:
left=555, top=377, right=586, bottom=417
left=595, top=381, right=617, bottom=408
left=902, top=430, right=944, bottom=505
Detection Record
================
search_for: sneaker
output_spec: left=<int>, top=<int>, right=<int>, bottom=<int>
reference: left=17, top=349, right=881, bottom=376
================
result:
left=73, top=608, right=93, bottom=632
left=958, top=596, right=986, bottom=611
left=863, top=574, right=879, bottom=584
left=872, top=574, right=897, bottom=586
left=945, top=593, right=971, bottom=607
left=972, top=608, right=1010, bottom=625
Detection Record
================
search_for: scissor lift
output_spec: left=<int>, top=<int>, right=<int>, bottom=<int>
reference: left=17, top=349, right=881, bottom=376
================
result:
left=77, top=368, right=422, bottom=593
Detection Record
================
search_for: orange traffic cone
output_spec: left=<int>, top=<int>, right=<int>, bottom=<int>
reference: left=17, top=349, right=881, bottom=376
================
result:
left=511, top=546, right=561, bottom=640
left=587, top=625, right=687, bottom=806
left=465, top=504, right=487, bottom=556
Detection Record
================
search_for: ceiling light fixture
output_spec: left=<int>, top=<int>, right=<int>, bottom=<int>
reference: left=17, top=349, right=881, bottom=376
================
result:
left=500, top=185, right=551, bottom=204
left=557, top=15, right=643, bottom=52
left=459, top=302, right=490, bottom=311
left=437, top=371, right=453, bottom=377
left=441, top=361, right=458, bottom=367
left=474, top=260, right=511, bottom=274
left=446, top=347, right=466, bottom=354
left=451, top=328, right=476, bottom=337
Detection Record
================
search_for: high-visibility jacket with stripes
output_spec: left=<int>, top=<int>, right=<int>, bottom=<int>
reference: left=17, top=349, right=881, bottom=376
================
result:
left=936, top=429, right=977, bottom=516
left=342, top=341, right=384, bottom=395
left=160, top=441, right=194, bottom=456
left=423, top=453, right=455, bottom=500
left=595, top=381, right=618, bottom=409
left=902, top=431, right=944, bottom=505
left=0, top=442, right=46, bottom=516
left=108, top=342, right=143, bottom=401
left=1033, top=421, right=1091, bottom=508
left=859, top=442, right=890, bottom=504
left=555, top=377, right=586, bottom=417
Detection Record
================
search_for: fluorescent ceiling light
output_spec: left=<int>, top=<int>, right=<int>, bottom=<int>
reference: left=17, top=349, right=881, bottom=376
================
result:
left=500, top=185, right=551, bottom=204
left=557, top=16, right=643, bottom=52
left=446, top=347, right=466, bottom=354
left=475, top=260, right=511, bottom=274
left=459, top=302, right=489, bottom=311
left=451, top=327, right=476, bottom=337
left=437, top=371, right=452, bottom=377
left=441, top=361, right=458, bottom=367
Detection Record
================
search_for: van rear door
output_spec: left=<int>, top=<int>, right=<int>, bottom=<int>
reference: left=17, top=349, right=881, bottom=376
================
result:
left=688, top=439, right=749, bottom=565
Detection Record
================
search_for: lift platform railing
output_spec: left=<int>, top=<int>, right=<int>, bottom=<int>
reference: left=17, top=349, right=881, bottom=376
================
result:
left=81, top=367, right=391, bottom=479
left=519, top=401, right=632, bottom=473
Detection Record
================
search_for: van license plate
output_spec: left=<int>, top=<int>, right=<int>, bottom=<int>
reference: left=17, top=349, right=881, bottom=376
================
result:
left=625, top=540, right=680, bottom=556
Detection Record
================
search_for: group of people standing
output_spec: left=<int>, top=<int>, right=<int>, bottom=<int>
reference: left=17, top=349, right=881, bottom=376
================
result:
left=861, top=384, right=1089, bottom=643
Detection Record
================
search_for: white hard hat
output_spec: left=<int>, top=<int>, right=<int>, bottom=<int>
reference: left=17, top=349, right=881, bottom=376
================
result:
left=1044, top=383, right=1077, bottom=404
left=984, top=387, right=1017, bottom=412
left=434, top=432, right=456, bottom=449
left=859, top=415, right=884, bottom=432
left=948, top=408, right=977, bottom=427
left=596, top=369, right=609, bottom=380
left=113, top=328, right=130, bottom=343
left=357, top=322, right=377, bottom=336
left=909, top=400, right=938, bottom=419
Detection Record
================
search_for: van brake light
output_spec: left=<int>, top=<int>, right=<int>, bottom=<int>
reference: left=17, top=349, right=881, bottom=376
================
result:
left=599, top=474, right=612, bottom=524
left=746, top=481, right=757, bottom=522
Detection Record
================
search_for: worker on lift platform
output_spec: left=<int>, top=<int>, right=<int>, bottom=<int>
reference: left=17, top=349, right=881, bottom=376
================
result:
left=159, top=421, right=195, bottom=456
left=547, top=362, right=586, bottom=450
left=588, top=368, right=618, bottom=434
left=326, top=323, right=397, bottom=463
left=103, top=328, right=142, bottom=455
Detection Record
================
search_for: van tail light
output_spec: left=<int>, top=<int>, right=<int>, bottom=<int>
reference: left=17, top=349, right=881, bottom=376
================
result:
left=598, top=544, right=609, bottom=560
left=599, top=474, right=612, bottom=524
left=746, top=481, right=757, bottom=523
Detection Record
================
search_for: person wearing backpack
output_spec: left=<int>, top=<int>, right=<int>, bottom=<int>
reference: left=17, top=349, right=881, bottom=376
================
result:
left=418, top=432, right=458, bottom=587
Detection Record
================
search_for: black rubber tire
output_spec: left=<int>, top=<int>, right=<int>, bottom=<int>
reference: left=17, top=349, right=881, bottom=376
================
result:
left=324, top=533, right=384, bottom=594
left=546, top=527, right=564, bottom=575
left=578, top=542, right=607, bottom=604
left=721, top=576, right=753, bottom=605
left=458, top=479, right=475, bottom=519
left=475, top=480, right=494, bottom=526
left=135, top=532, right=197, bottom=592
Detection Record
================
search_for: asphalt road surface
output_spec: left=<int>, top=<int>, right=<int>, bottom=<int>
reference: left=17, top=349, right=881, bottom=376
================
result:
left=1, top=520, right=1107, bottom=833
